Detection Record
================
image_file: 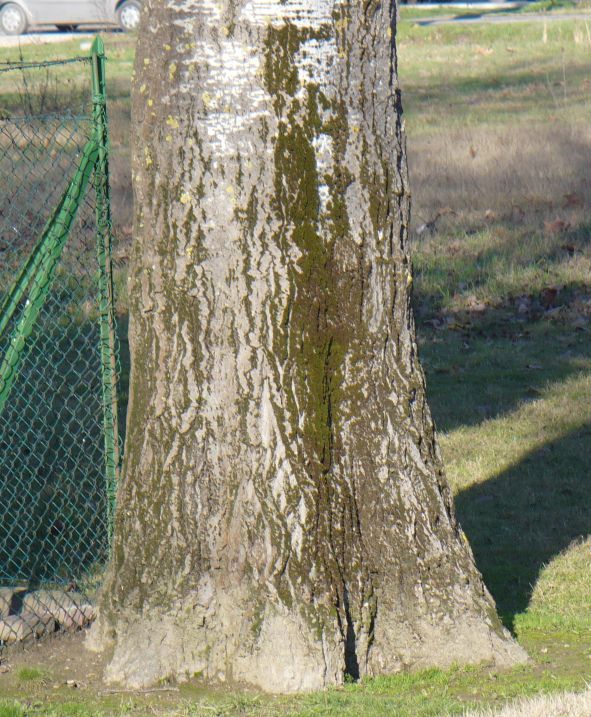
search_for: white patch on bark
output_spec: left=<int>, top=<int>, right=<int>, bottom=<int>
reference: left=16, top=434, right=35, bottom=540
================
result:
left=172, top=0, right=221, bottom=23
left=296, top=38, right=337, bottom=93
left=182, top=39, right=268, bottom=156
left=312, top=133, right=334, bottom=214
left=242, top=0, right=336, bottom=26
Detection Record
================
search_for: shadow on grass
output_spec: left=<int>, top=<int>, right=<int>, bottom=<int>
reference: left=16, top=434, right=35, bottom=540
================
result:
left=419, top=319, right=591, bottom=433
left=414, top=5, right=525, bottom=27
left=413, top=221, right=591, bottom=431
left=455, top=421, right=591, bottom=629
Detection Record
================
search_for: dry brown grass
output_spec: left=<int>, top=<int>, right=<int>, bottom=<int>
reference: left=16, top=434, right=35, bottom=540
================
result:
left=462, top=688, right=591, bottom=717
left=408, top=122, right=591, bottom=232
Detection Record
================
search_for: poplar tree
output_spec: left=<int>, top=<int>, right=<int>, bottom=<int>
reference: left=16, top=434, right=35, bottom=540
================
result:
left=92, top=0, right=525, bottom=691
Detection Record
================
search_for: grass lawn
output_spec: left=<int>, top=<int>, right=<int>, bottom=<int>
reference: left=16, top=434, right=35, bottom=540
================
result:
left=0, top=9, right=590, bottom=717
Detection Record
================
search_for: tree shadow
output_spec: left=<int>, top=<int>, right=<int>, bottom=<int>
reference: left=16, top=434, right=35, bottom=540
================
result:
left=412, top=217, right=591, bottom=433
left=455, top=422, right=591, bottom=629
left=418, top=320, right=591, bottom=433
left=414, top=6, right=526, bottom=27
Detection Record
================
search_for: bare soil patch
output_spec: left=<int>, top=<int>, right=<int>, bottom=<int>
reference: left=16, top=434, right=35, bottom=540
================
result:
left=0, top=629, right=106, bottom=692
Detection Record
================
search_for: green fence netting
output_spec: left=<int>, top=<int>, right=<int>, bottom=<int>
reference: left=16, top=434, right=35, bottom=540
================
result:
left=0, top=38, right=120, bottom=646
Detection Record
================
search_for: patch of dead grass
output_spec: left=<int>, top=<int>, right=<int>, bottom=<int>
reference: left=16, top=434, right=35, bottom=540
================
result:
left=462, top=688, right=591, bottom=717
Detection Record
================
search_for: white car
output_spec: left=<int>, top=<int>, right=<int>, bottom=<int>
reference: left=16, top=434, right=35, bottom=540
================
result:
left=0, top=0, right=141, bottom=35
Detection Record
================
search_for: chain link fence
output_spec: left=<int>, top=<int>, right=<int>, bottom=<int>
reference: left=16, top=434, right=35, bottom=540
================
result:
left=0, top=39, right=120, bottom=647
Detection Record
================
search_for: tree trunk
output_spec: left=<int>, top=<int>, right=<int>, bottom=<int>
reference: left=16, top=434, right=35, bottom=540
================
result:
left=91, top=0, right=526, bottom=692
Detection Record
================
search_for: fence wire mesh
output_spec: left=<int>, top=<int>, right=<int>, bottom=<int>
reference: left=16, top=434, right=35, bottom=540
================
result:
left=0, top=41, right=119, bottom=648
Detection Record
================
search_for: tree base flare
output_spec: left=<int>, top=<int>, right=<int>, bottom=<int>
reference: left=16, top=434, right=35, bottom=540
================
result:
left=90, top=601, right=343, bottom=693
left=89, top=601, right=527, bottom=693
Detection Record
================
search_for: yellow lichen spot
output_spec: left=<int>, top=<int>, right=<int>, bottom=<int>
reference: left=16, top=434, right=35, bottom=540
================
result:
left=188, top=138, right=195, bottom=147
left=169, top=62, right=177, bottom=80
left=180, top=192, right=191, bottom=205
left=143, top=58, right=150, bottom=65
left=186, top=246, right=194, bottom=257
left=387, top=26, right=392, bottom=39
left=164, top=43, right=171, bottom=51
left=148, top=98, right=154, bottom=107
left=166, top=116, right=179, bottom=129
left=165, top=134, right=172, bottom=142
left=144, top=147, right=152, bottom=167
left=139, top=83, right=146, bottom=94
left=202, top=91, right=213, bottom=108
left=226, top=186, right=234, bottom=196
left=221, top=26, right=229, bottom=37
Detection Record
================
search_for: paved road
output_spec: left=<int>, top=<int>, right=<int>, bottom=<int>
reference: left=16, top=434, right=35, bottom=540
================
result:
left=0, top=32, right=95, bottom=48
left=410, top=9, right=591, bottom=25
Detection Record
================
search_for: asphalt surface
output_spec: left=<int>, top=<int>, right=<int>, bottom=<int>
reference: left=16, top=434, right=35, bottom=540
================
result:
left=0, top=27, right=119, bottom=49
left=413, top=9, right=591, bottom=25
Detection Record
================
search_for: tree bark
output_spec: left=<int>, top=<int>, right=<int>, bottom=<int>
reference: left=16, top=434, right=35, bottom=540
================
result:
left=91, top=0, right=526, bottom=692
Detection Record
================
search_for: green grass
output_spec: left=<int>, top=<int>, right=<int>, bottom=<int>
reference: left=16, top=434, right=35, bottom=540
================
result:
left=1, top=12, right=591, bottom=717
left=15, top=666, right=46, bottom=682
left=0, top=703, right=24, bottom=717
left=522, top=0, right=591, bottom=12
left=398, top=17, right=591, bottom=132
left=400, top=0, right=591, bottom=19
left=0, top=660, right=589, bottom=716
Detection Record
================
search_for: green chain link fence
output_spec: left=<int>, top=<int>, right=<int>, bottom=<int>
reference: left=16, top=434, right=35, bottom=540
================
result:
left=0, top=38, right=120, bottom=646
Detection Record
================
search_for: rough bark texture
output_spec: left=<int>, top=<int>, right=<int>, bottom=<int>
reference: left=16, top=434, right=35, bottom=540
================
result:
left=90, top=0, right=526, bottom=692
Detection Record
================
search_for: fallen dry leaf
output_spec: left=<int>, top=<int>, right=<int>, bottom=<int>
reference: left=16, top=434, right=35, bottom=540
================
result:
left=469, top=146, right=477, bottom=158
left=544, top=217, right=571, bottom=234
left=540, top=286, right=561, bottom=307
left=563, top=192, right=583, bottom=208
left=466, top=295, right=487, bottom=313
left=562, top=243, right=576, bottom=256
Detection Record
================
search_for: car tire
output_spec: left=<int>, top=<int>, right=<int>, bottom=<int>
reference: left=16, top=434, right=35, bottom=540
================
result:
left=0, top=3, right=28, bottom=35
left=56, top=24, right=78, bottom=32
left=116, top=0, right=141, bottom=31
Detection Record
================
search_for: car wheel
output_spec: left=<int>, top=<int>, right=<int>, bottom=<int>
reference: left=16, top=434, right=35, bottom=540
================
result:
left=0, top=3, right=28, bottom=35
left=56, top=24, right=78, bottom=32
left=116, top=0, right=141, bottom=31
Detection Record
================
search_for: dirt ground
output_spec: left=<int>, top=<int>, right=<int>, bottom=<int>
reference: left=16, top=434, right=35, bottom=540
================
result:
left=1, top=628, right=107, bottom=690
left=0, top=630, right=197, bottom=716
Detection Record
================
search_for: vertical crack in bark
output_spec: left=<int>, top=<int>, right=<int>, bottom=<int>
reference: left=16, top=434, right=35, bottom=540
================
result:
left=343, top=584, right=360, bottom=681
